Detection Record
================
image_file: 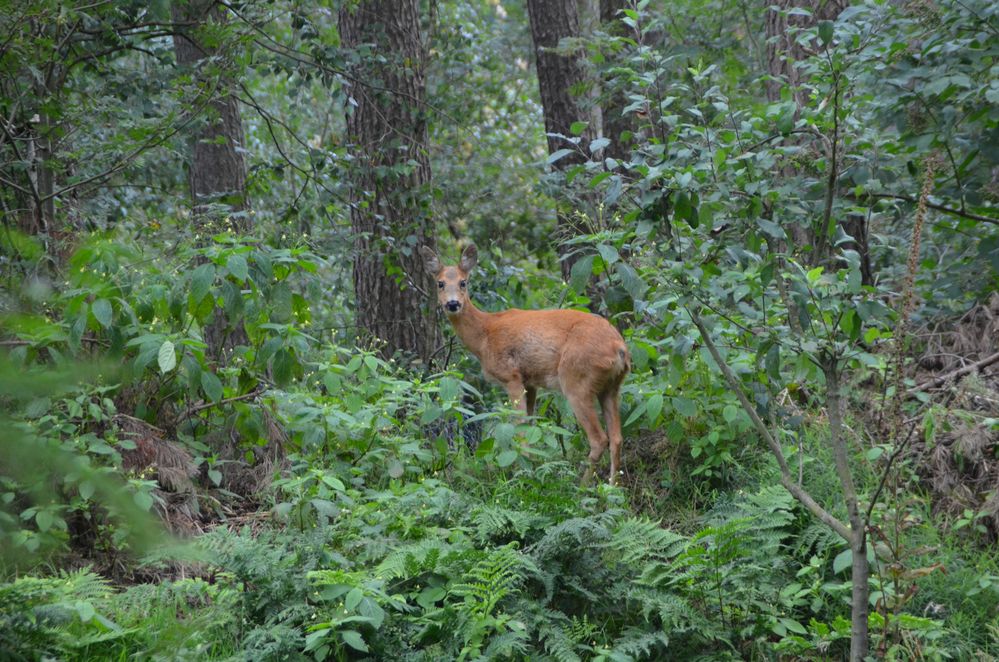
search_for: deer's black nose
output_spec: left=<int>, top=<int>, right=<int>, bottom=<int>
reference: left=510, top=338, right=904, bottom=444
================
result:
left=446, top=300, right=461, bottom=312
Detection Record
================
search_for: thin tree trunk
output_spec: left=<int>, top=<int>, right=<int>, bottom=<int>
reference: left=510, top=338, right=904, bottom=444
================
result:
left=339, top=0, right=440, bottom=363
left=824, top=361, right=869, bottom=660
left=526, top=0, right=596, bottom=282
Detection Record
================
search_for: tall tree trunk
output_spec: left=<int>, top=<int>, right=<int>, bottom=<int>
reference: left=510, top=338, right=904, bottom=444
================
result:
left=526, top=0, right=596, bottom=282
left=172, top=0, right=250, bottom=364
left=172, top=0, right=249, bottom=230
left=339, top=0, right=440, bottom=364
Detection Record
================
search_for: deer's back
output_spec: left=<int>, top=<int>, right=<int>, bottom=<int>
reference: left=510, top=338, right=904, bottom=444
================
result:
left=478, top=308, right=628, bottom=391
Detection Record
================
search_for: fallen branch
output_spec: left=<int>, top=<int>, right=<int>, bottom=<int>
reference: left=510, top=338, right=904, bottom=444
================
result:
left=180, top=388, right=265, bottom=419
left=908, top=350, right=999, bottom=395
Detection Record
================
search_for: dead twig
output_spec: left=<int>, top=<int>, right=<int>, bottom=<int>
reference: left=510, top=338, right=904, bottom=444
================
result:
left=908, top=350, right=999, bottom=396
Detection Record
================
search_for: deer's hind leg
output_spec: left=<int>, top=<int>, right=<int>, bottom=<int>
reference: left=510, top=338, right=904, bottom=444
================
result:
left=600, top=387, right=624, bottom=485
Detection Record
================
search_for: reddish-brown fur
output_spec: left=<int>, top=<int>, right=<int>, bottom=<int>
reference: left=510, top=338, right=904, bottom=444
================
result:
left=421, top=243, right=630, bottom=484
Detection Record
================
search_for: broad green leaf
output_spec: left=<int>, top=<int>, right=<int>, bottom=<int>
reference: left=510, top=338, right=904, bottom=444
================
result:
left=345, top=588, right=363, bottom=611
left=226, top=253, right=248, bottom=283
left=616, top=262, right=648, bottom=300
left=722, top=404, right=739, bottom=424
left=833, top=549, right=852, bottom=574
left=597, top=243, right=620, bottom=266
left=157, top=340, right=176, bottom=373
left=201, top=371, right=224, bottom=402
left=673, top=397, right=697, bottom=417
left=818, top=20, right=834, bottom=46
left=589, top=137, right=610, bottom=152
left=35, top=509, right=54, bottom=532
left=92, top=299, right=113, bottom=328
left=547, top=148, right=575, bottom=165
left=189, top=264, right=215, bottom=304
left=569, top=254, right=595, bottom=293
left=569, top=120, right=588, bottom=136
left=273, top=349, right=295, bottom=386
left=497, top=449, right=518, bottom=468
left=340, top=631, right=368, bottom=653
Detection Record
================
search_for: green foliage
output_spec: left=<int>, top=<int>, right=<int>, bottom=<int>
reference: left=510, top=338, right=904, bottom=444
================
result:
left=2, top=0, right=998, bottom=660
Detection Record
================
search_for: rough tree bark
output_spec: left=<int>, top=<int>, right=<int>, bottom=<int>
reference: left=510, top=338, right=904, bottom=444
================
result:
left=172, top=0, right=249, bottom=229
left=526, top=0, right=596, bottom=282
left=339, top=0, right=440, bottom=363
left=172, top=0, right=250, bottom=364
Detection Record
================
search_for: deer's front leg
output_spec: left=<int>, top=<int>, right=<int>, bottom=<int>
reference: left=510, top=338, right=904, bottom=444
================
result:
left=504, top=378, right=528, bottom=417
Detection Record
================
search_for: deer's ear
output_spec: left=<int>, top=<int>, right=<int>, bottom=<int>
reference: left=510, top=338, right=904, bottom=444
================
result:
left=459, top=243, right=478, bottom=273
left=420, top=245, right=441, bottom=276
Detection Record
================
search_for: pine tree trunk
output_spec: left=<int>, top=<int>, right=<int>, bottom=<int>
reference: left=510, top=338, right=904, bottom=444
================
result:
left=339, top=0, right=440, bottom=364
left=526, top=0, right=596, bottom=282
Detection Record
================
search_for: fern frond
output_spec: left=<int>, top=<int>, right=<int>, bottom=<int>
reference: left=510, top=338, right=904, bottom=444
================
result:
left=612, top=626, right=670, bottom=660
left=604, top=517, right=688, bottom=565
left=375, top=539, right=452, bottom=580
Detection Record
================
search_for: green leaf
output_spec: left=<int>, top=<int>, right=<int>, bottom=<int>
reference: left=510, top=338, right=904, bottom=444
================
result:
left=756, top=219, right=786, bottom=240
left=646, top=392, right=663, bottom=426
left=92, top=299, right=113, bottom=328
left=75, top=601, right=96, bottom=623
left=589, top=137, right=610, bottom=152
left=722, top=404, right=739, bottom=423
left=273, top=349, right=295, bottom=386
left=673, top=397, right=697, bottom=417
left=765, top=343, right=780, bottom=381
left=340, top=630, right=368, bottom=653
left=497, top=449, right=518, bottom=468
left=817, top=20, right=834, bottom=46
left=201, top=371, right=224, bottom=402
left=569, top=121, right=588, bottom=136
left=226, top=254, right=248, bottom=283
left=345, top=588, right=363, bottom=611
left=439, top=376, right=459, bottom=402
left=547, top=148, right=575, bottom=165
left=806, top=266, right=824, bottom=285
left=616, top=262, right=648, bottom=300
left=597, top=243, right=620, bottom=265
left=569, top=254, right=595, bottom=293
left=833, top=549, right=852, bottom=574
left=157, top=340, right=176, bottom=374
left=35, top=509, right=54, bottom=532
left=190, top=263, right=215, bottom=304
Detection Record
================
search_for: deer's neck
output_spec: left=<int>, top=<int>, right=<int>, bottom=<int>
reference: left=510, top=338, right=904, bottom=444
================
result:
left=449, top=301, right=492, bottom=359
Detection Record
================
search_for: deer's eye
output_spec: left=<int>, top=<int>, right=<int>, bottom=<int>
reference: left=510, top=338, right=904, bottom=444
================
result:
left=438, top=281, right=445, bottom=289
left=459, top=280, right=467, bottom=289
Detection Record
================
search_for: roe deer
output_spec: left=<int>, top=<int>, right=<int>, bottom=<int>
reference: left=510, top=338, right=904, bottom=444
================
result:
left=420, top=243, right=630, bottom=485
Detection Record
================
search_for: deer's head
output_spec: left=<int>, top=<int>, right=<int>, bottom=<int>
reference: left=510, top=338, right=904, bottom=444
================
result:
left=420, top=243, right=477, bottom=316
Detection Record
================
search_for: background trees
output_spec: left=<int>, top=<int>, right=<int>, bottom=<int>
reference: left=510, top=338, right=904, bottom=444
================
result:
left=2, top=0, right=998, bottom=660
left=339, top=0, right=440, bottom=362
